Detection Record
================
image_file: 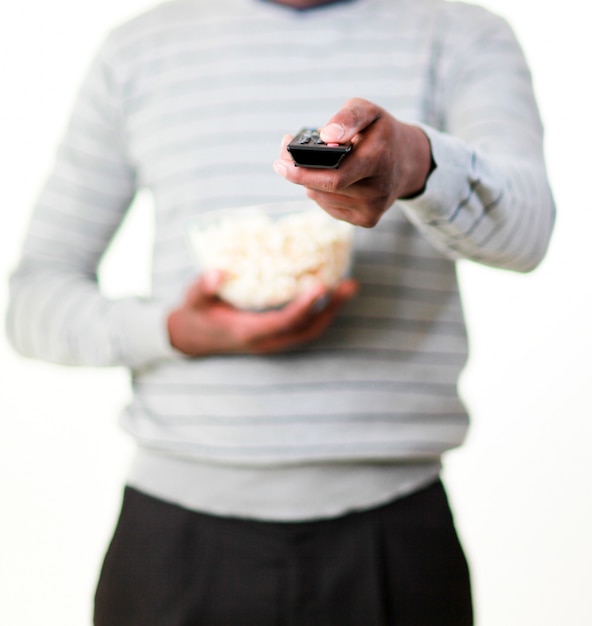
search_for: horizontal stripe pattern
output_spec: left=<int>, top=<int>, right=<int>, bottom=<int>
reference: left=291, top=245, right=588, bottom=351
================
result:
left=6, top=0, right=554, bottom=466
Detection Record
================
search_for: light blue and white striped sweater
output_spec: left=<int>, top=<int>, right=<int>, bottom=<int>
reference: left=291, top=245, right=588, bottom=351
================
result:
left=6, top=0, right=554, bottom=519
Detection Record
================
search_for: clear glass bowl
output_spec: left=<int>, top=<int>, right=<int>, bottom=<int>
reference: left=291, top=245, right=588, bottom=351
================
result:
left=185, top=200, right=354, bottom=310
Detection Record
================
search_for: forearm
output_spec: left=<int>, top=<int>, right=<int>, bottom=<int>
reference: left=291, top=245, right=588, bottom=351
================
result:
left=399, top=10, right=555, bottom=272
left=400, top=125, right=555, bottom=272
left=7, top=265, right=174, bottom=368
left=5, top=160, right=175, bottom=369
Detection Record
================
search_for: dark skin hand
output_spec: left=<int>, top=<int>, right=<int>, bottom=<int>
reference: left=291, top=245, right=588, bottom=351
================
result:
left=167, top=270, right=358, bottom=357
left=273, top=98, right=433, bottom=228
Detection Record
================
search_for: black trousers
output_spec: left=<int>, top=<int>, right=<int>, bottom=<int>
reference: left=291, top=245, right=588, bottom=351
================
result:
left=94, top=480, right=473, bottom=626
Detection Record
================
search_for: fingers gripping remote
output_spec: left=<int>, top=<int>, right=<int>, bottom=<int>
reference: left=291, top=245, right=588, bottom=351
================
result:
left=287, top=128, right=352, bottom=169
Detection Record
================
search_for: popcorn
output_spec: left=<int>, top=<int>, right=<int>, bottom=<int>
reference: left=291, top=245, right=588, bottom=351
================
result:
left=187, top=203, right=354, bottom=309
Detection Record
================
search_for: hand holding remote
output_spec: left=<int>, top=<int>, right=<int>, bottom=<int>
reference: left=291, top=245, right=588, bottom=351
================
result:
left=273, top=98, right=434, bottom=228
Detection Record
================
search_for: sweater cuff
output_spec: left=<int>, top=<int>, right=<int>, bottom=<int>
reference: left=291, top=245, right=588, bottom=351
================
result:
left=113, top=298, right=180, bottom=370
left=403, top=123, right=476, bottom=220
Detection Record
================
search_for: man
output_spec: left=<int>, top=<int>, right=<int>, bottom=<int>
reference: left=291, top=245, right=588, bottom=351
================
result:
left=6, top=0, right=554, bottom=623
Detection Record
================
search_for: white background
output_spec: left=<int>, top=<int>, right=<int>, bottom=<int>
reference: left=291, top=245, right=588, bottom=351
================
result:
left=1, top=1, right=590, bottom=624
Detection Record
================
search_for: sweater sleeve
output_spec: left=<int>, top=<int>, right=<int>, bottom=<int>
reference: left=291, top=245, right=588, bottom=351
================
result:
left=400, top=8, right=555, bottom=272
left=6, top=37, right=177, bottom=369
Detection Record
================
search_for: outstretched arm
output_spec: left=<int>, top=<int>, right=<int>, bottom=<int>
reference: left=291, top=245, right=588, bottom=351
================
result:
left=274, top=12, right=555, bottom=273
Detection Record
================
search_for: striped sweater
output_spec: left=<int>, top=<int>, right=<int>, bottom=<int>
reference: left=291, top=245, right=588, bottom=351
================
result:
left=6, top=0, right=554, bottom=519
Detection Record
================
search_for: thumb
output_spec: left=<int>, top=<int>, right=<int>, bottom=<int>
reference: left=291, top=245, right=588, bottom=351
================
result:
left=320, top=98, right=381, bottom=144
left=185, top=269, right=225, bottom=307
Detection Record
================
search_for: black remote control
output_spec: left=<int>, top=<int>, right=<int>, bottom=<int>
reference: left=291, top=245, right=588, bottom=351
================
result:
left=287, top=128, right=352, bottom=169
